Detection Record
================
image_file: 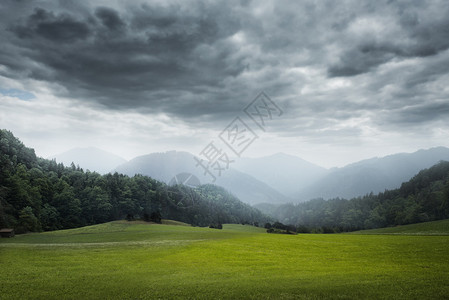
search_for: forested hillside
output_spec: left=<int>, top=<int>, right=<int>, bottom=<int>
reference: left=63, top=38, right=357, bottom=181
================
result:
left=262, top=161, right=449, bottom=232
left=0, top=130, right=269, bottom=232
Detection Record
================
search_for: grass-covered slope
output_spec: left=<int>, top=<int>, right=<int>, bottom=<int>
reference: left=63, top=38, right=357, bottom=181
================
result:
left=1, top=221, right=448, bottom=299
left=352, top=218, right=449, bottom=235
left=0, top=220, right=261, bottom=245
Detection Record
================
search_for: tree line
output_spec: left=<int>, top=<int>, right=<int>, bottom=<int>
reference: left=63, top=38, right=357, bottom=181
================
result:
left=0, top=130, right=270, bottom=233
left=262, top=161, right=449, bottom=232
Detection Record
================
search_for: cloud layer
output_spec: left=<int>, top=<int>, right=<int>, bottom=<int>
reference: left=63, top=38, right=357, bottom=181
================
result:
left=1, top=0, right=449, bottom=167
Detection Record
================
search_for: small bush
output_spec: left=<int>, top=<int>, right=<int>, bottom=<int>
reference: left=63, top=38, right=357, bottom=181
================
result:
left=209, top=223, right=223, bottom=229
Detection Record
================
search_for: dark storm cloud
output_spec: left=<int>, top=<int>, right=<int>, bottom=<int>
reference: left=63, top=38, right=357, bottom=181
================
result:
left=328, top=1, right=449, bottom=77
left=328, top=44, right=395, bottom=77
left=374, top=100, right=449, bottom=136
left=1, top=1, right=245, bottom=118
left=1, top=0, right=449, bottom=135
left=12, top=8, right=91, bottom=42
left=95, top=7, right=126, bottom=32
left=393, top=102, right=449, bottom=125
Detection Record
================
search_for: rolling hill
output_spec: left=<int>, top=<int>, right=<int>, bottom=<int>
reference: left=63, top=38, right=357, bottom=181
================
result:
left=295, top=147, right=449, bottom=201
left=50, top=147, right=127, bottom=174
left=352, top=218, right=449, bottom=235
left=1, top=220, right=448, bottom=299
left=114, top=151, right=291, bottom=205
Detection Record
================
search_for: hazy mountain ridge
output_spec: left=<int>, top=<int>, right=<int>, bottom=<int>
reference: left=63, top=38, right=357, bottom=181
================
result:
left=296, top=147, right=449, bottom=201
left=257, top=160, right=449, bottom=231
left=232, top=153, right=327, bottom=197
left=50, top=147, right=127, bottom=174
left=114, top=151, right=291, bottom=205
left=53, top=146, right=449, bottom=205
left=114, top=151, right=194, bottom=183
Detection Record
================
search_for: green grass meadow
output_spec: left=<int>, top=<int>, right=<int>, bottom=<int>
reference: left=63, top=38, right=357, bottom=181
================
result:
left=351, top=218, right=449, bottom=235
left=1, top=220, right=449, bottom=299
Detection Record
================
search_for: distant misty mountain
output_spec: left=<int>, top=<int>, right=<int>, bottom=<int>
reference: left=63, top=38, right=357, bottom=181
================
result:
left=114, top=151, right=290, bottom=205
left=53, top=146, right=449, bottom=205
left=233, top=153, right=327, bottom=197
left=295, top=147, right=449, bottom=201
left=115, top=151, right=194, bottom=183
left=50, top=147, right=127, bottom=174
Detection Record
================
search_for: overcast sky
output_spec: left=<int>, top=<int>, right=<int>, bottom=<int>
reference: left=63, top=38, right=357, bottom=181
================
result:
left=1, top=0, right=449, bottom=168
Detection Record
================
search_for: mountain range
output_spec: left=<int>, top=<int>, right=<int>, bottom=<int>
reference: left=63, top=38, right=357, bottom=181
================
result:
left=232, top=153, right=327, bottom=197
left=50, top=147, right=127, bottom=175
left=51, top=146, right=449, bottom=205
left=296, top=147, right=449, bottom=200
left=114, top=151, right=290, bottom=205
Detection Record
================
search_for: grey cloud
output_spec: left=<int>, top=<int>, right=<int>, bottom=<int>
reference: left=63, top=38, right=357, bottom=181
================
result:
left=2, top=1, right=245, bottom=120
left=95, top=7, right=126, bottom=33
left=328, top=44, right=396, bottom=77
left=12, top=8, right=91, bottom=42
left=328, top=1, right=449, bottom=77
left=1, top=0, right=449, bottom=139
left=399, top=102, right=449, bottom=124
left=377, top=101, right=449, bottom=132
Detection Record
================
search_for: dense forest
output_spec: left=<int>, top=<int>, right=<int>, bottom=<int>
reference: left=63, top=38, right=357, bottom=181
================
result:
left=2, top=128, right=448, bottom=234
left=0, top=130, right=270, bottom=233
left=258, top=161, right=449, bottom=232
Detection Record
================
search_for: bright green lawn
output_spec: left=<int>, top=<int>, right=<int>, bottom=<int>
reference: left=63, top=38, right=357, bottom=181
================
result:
left=1, top=221, right=448, bottom=299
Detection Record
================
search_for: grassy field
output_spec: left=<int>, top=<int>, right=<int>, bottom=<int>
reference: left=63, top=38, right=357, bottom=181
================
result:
left=1, top=220, right=448, bottom=299
left=351, top=218, right=449, bottom=235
